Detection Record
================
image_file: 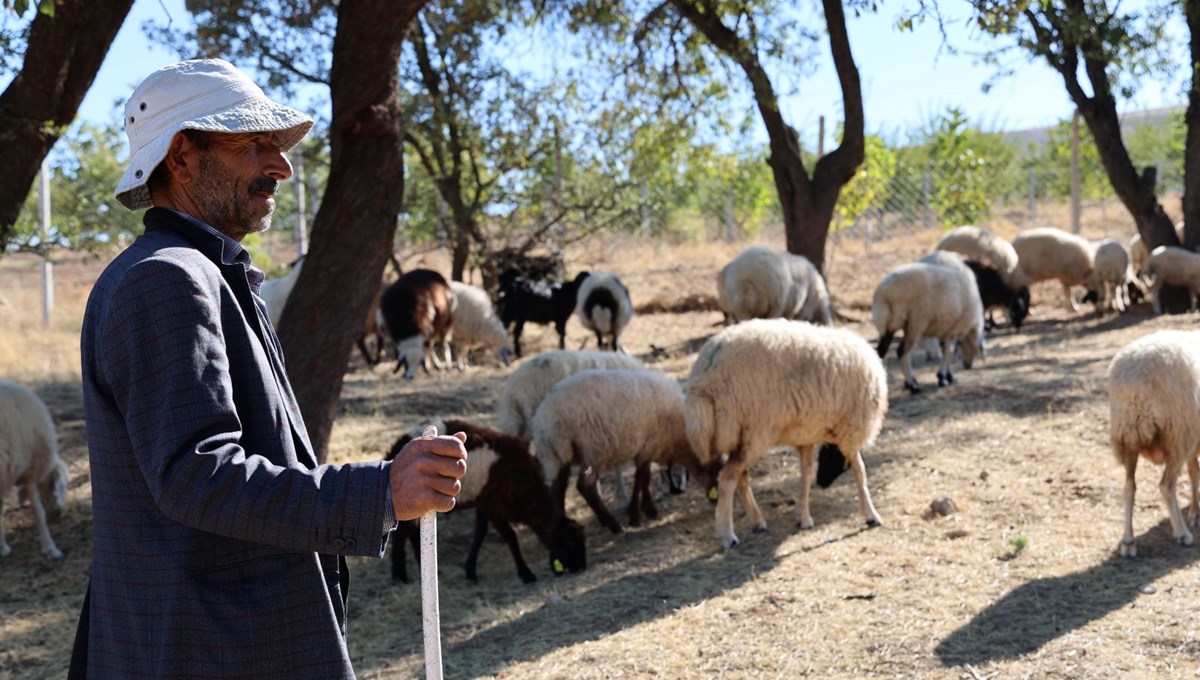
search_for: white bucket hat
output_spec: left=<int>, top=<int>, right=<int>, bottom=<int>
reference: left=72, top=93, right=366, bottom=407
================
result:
left=114, top=58, right=313, bottom=210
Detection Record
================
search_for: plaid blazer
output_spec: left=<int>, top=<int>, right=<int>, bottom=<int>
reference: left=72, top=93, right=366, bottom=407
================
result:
left=74, top=208, right=392, bottom=679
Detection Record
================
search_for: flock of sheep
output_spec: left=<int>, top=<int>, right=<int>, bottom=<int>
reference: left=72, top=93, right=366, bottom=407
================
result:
left=4, top=224, right=1200, bottom=588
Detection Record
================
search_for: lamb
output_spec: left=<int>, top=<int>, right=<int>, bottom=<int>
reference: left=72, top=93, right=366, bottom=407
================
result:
left=1011, top=227, right=1100, bottom=311
left=718, top=245, right=833, bottom=325
left=260, top=256, right=304, bottom=328
left=872, top=260, right=986, bottom=394
left=684, top=319, right=886, bottom=549
left=1108, top=330, right=1200, bottom=556
left=446, top=281, right=512, bottom=370
left=574, top=272, right=634, bottom=352
left=935, top=225, right=1030, bottom=289
left=920, top=250, right=1028, bottom=330
left=532, top=369, right=721, bottom=533
left=1143, top=245, right=1200, bottom=314
left=376, top=268, right=457, bottom=379
left=0, top=379, right=68, bottom=559
left=386, top=418, right=586, bottom=583
left=1090, top=238, right=1144, bottom=313
left=497, top=271, right=591, bottom=358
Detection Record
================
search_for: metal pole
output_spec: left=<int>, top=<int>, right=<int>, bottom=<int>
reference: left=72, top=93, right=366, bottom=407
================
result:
left=39, top=160, right=53, bottom=329
left=293, top=151, right=307, bottom=258
left=818, top=115, right=825, bottom=157
left=1070, top=110, right=1081, bottom=234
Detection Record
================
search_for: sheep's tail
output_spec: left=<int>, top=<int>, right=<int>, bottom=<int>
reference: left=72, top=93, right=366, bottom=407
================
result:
left=495, top=394, right=525, bottom=439
left=685, top=392, right=720, bottom=465
left=1109, top=397, right=1165, bottom=466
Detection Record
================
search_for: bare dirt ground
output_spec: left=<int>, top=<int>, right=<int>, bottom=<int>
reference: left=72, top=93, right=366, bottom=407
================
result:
left=4, top=220, right=1200, bottom=679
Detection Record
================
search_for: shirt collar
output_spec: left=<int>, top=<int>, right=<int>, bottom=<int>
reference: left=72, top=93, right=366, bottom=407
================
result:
left=158, top=208, right=267, bottom=293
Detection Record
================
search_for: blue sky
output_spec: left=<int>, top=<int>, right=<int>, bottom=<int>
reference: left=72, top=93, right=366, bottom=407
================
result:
left=72, top=0, right=1188, bottom=147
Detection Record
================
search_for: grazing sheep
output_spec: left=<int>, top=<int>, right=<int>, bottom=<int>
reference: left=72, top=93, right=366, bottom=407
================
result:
left=1144, top=246, right=1200, bottom=314
left=1129, top=221, right=1184, bottom=274
left=872, top=261, right=986, bottom=394
left=1011, top=227, right=1100, bottom=311
left=719, top=245, right=833, bottom=325
left=498, top=271, right=591, bottom=358
left=532, top=369, right=721, bottom=533
left=1090, top=239, right=1144, bottom=313
left=1108, top=331, right=1200, bottom=556
left=376, top=269, right=457, bottom=379
left=446, top=281, right=512, bottom=370
left=685, top=319, right=886, bottom=549
left=387, top=418, right=586, bottom=583
left=0, top=380, right=68, bottom=559
left=935, top=225, right=1030, bottom=289
left=260, top=256, right=304, bottom=328
left=575, top=272, right=634, bottom=352
left=920, top=250, right=1026, bottom=331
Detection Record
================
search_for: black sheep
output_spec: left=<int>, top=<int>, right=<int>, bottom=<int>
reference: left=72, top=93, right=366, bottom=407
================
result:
left=497, top=271, right=590, bottom=358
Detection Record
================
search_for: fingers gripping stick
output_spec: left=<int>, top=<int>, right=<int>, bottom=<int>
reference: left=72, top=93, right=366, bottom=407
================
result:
left=420, top=425, right=443, bottom=680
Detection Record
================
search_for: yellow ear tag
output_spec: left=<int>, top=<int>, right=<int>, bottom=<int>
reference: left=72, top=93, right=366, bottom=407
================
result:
left=707, top=487, right=719, bottom=501
left=553, top=559, right=565, bottom=574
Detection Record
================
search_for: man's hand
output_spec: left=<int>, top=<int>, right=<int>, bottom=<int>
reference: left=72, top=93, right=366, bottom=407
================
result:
left=389, top=430, right=468, bottom=521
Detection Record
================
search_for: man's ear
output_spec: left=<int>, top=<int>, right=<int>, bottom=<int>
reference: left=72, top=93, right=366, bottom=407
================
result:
left=161, top=132, right=200, bottom=186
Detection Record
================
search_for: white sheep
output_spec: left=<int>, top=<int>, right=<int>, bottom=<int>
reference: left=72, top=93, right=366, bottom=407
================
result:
left=1091, top=239, right=1141, bottom=313
left=446, top=281, right=512, bottom=370
left=0, top=379, right=68, bottom=559
left=685, top=319, right=886, bottom=549
left=532, top=368, right=718, bottom=533
left=260, top=256, right=304, bottom=328
left=1144, top=245, right=1200, bottom=314
left=718, top=245, right=833, bottom=325
left=495, top=349, right=645, bottom=439
left=936, top=225, right=1029, bottom=289
left=1011, top=227, right=1099, bottom=311
left=1108, top=330, right=1200, bottom=556
left=1129, top=221, right=1184, bottom=274
left=872, top=261, right=985, bottom=394
left=575, top=272, right=634, bottom=352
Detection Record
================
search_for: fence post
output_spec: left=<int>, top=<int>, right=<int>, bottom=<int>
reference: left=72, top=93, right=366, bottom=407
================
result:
left=39, top=159, right=54, bottom=329
left=1070, top=109, right=1081, bottom=234
left=1027, top=166, right=1037, bottom=225
left=818, top=115, right=825, bottom=157
left=294, top=151, right=307, bottom=259
left=922, top=170, right=932, bottom=231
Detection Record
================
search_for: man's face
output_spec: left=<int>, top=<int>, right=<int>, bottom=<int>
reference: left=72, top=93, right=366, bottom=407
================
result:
left=190, top=132, right=290, bottom=238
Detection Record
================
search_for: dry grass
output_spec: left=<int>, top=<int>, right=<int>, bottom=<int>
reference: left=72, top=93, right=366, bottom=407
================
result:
left=4, top=218, right=1200, bottom=679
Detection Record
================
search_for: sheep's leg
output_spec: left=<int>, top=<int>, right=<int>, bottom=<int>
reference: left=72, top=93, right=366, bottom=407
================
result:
left=390, top=521, right=416, bottom=582
left=795, top=444, right=817, bottom=529
left=1119, top=450, right=1138, bottom=557
left=627, top=464, right=648, bottom=527
left=554, top=319, right=568, bottom=350
left=1159, top=461, right=1194, bottom=546
left=611, top=467, right=631, bottom=508
left=26, top=482, right=62, bottom=560
left=898, top=336, right=921, bottom=394
left=550, top=465, right=571, bottom=516
left=637, top=463, right=658, bottom=520
left=739, top=470, right=766, bottom=533
left=513, top=319, right=526, bottom=358
left=0, top=496, right=9, bottom=557
left=577, top=468, right=623, bottom=534
left=936, top=338, right=955, bottom=387
left=1062, top=280, right=1078, bottom=312
left=848, top=449, right=883, bottom=527
left=1114, top=284, right=1127, bottom=313
left=1150, top=280, right=1164, bottom=314
left=492, top=518, right=537, bottom=584
left=1188, top=455, right=1200, bottom=529
left=714, top=459, right=743, bottom=549
left=464, top=510, right=490, bottom=582
left=594, top=330, right=606, bottom=351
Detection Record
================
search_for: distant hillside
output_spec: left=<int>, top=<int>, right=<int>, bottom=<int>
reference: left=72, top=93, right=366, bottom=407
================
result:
left=1002, top=104, right=1184, bottom=150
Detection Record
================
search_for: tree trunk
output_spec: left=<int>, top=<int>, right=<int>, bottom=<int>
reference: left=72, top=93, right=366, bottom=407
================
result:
left=671, top=0, right=863, bottom=274
left=451, top=219, right=471, bottom=282
left=0, top=0, right=135, bottom=248
left=278, top=0, right=428, bottom=462
left=1182, top=0, right=1200, bottom=249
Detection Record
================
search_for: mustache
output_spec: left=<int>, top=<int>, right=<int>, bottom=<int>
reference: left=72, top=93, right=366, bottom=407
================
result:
left=248, top=177, right=279, bottom=196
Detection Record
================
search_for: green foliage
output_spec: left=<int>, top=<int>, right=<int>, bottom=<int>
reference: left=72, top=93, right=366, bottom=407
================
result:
left=1125, top=108, right=1186, bottom=195
left=1009, top=535, right=1028, bottom=555
left=922, top=107, right=1013, bottom=228
left=10, top=122, right=143, bottom=256
left=833, top=133, right=896, bottom=231
left=1031, top=117, right=1109, bottom=201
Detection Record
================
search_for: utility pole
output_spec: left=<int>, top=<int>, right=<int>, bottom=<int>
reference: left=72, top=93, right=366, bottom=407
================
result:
left=818, top=116, right=826, bottom=157
left=39, top=160, right=53, bottom=329
left=1070, top=109, right=1081, bottom=234
left=293, top=151, right=308, bottom=258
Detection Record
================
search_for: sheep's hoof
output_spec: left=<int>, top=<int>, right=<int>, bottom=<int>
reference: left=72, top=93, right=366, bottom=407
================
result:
left=44, top=547, right=64, bottom=561
left=1119, top=539, right=1137, bottom=558
left=904, top=381, right=921, bottom=394
left=866, top=517, right=883, bottom=528
left=1178, top=531, right=1194, bottom=547
left=606, top=523, right=625, bottom=535
left=519, top=571, right=537, bottom=584
left=795, top=519, right=814, bottom=530
left=722, top=536, right=740, bottom=550
left=937, top=371, right=955, bottom=387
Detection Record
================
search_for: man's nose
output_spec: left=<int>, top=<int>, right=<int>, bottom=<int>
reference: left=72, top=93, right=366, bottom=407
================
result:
left=261, top=146, right=293, bottom=181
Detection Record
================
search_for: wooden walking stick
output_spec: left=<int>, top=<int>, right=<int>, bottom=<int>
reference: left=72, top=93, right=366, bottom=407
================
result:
left=420, top=425, right=443, bottom=680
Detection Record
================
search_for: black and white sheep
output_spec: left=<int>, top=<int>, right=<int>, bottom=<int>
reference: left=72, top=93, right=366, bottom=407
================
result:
left=497, top=271, right=591, bottom=358
left=1143, top=245, right=1200, bottom=314
left=921, top=251, right=1028, bottom=331
left=386, top=418, right=586, bottom=583
left=1011, top=227, right=1100, bottom=311
left=935, top=225, right=1030, bottom=288
left=531, top=369, right=720, bottom=533
left=1108, top=330, right=1200, bottom=556
left=446, top=281, right=512, bottom=370
left=574, top=272, right=634, bottom=352
left=684, top=319, right=886, bottom=549
left=376, top=269, right=457, bottom=379
left=0, top=379, right=68, bottom=559
left=872, top=260, right=986, bottom=394
left=718, top=245, right=833, bottom=326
